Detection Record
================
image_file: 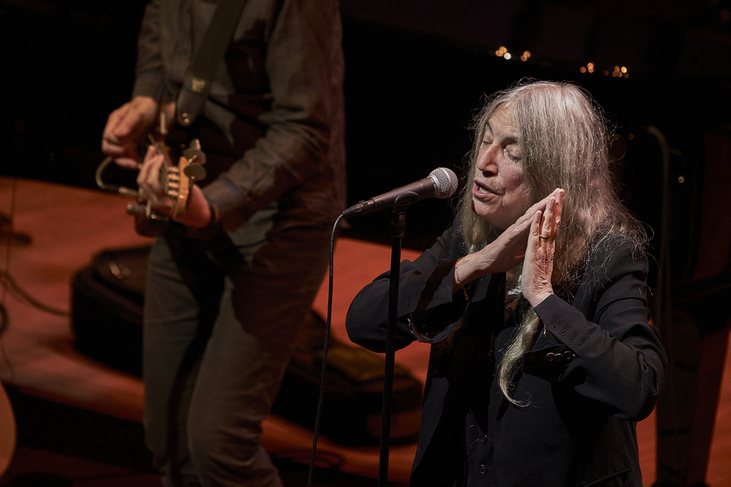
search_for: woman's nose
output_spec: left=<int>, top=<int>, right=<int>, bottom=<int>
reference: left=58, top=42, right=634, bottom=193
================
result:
left=476, top=145, right=498, bottom=173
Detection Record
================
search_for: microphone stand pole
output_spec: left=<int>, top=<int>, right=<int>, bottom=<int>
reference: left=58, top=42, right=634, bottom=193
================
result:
left=378, top=209, right=405, bottom=487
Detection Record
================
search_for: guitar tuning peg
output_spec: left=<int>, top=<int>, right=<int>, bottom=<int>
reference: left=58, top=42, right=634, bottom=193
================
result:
left=184, top=163, right=207, bottom=182
left=188, top=139, right=202, bottom=150
left=184, top=139, right=207, bottom=165
left=183, top=148, right=207, bottom=166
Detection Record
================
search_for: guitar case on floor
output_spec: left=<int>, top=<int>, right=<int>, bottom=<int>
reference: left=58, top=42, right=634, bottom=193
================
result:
left=70, top=245, right=422, bottom=446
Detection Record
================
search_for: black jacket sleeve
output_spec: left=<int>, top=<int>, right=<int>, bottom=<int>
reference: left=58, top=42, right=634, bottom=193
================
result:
left=346, top=224, right=469, bottom=352
left=533, top=238, right=667, bottom=421
left=132, top=0, right=165, bottom=102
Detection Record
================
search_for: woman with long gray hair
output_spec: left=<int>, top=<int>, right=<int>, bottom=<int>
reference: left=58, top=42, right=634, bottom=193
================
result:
left=346, top=80, right=666, bottom=486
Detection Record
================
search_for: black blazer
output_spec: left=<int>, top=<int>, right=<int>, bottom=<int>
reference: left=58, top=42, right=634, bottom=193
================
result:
left=346, top=223, right=667, bottom=487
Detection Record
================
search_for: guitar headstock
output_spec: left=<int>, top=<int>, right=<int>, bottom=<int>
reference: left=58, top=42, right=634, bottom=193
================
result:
left=164, top=138, right=207, bottom=219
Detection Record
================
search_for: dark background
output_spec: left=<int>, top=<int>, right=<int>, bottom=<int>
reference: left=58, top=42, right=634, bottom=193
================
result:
left=1, top=0, right=730, bottom=264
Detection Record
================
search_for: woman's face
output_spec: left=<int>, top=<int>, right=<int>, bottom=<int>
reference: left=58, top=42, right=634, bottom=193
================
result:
left=471, top=107, right=531, bottom=230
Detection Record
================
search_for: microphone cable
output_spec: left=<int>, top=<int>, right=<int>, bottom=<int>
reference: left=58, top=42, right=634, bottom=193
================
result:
left=307, top=212, right=344, bottom=487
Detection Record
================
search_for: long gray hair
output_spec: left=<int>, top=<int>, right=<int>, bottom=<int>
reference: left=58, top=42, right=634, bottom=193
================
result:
left=458, top=80, right=647, bottom=404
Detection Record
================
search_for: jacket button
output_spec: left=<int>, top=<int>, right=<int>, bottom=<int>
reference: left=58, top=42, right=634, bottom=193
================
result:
left=546, top=352, right=556, bottom=361
left=479, top=464, right=487, bottom=475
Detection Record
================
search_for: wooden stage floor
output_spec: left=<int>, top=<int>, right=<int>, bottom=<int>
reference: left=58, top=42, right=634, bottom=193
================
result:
left=0, top=177, right=730, bottom=486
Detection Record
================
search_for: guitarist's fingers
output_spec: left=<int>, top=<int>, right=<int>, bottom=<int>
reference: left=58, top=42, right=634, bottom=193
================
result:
left=103, top=105, right=142, bottom=167
left=137, top=146, right=166, bottom=203
left=114, top=157, right=142, bottom=171
left=103, top=103, right=128, bottom=137
left=102, top=97, right=158, bottom=163
left=113, top=97, right=158, bottom=138
left=148, top=155, right=164, bottom=195
left=136, top=146, right=152, bottom=191
left=101, top=105, right=129, bottom=155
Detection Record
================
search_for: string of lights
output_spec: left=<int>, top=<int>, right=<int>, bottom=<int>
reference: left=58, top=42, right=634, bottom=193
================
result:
left=493, top=45, right=631, bottom=79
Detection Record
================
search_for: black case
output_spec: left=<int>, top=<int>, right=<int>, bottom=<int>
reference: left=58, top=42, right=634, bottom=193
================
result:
left=70, top=245, right=422, bottom=446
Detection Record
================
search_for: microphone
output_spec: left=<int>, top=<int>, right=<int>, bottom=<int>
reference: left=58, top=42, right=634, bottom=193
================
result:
left=343, top=167, right=458, bottom=218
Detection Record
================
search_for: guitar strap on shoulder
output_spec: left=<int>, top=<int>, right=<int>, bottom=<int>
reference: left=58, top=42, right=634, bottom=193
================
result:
left=176, top=0, right=248, bottom=127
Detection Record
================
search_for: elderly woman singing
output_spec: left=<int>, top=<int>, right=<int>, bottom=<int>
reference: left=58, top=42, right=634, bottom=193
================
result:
left=346, top=80, right=667, bottom=487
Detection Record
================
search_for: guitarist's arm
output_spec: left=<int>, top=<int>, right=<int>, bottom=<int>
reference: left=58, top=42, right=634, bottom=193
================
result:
left=137, top=144, right=218, bottom=229
left=101, top=0, right=165, bottom=169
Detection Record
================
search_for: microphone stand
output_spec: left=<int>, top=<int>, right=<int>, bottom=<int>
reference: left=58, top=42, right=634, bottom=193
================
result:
left=378, top=208, right=406, bottom=487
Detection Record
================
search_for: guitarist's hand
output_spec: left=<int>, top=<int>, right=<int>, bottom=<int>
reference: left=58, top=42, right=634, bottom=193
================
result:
left=102, top=96, right=160, bottom=169
left=138, top=145, right=217, bottom=229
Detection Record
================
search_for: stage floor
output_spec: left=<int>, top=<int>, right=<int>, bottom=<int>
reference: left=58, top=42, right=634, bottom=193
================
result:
left=1, top=177, right=730, bottom=486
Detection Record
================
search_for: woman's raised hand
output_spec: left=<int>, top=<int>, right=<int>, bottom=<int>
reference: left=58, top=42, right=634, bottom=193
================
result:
left=522, top=189, right=564, bottom=307
left=454, top=189, right=564, bottom=291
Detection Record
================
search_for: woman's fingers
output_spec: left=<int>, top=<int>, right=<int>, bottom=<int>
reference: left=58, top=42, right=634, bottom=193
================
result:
left=522, top=190, right=564, bottom=307
left=539, top=189, right=564, bottom=242
left=541, top=197, right=555, bottom=241
left=553, top=190, right=564, bottom=232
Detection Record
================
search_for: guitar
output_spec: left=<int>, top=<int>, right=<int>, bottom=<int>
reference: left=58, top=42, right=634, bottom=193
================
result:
left=96, top=116, right=207, bottom=236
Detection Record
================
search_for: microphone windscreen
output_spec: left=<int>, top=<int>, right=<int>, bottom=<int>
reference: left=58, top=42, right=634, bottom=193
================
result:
left=429, top=168, right=459, bottom=199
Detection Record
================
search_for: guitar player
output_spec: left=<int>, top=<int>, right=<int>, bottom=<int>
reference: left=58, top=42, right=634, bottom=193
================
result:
left=100, top=1, right=346, bottom=486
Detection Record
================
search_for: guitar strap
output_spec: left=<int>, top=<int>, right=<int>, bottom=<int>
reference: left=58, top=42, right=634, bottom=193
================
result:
left=176, top=0, right=249, bottom=127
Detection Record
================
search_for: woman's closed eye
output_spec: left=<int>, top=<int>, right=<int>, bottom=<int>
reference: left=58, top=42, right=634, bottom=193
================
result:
left=504, top=148, right=521, bottom=162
